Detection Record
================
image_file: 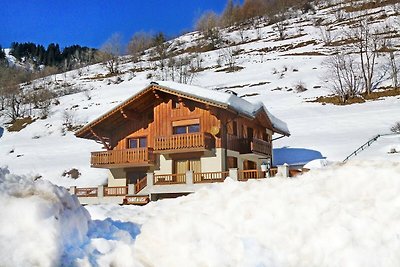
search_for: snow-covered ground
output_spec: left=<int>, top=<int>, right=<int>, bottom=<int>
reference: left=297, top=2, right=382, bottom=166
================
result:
left=2, top=160, right=400, bottom=266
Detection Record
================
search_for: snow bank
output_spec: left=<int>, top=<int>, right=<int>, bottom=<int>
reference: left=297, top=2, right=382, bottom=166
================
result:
left=0, top=167, right=142, bottom=267
left=88, top=160, right=400, bottom=267
left=3, top=161, right=400, bottom=266
left=0, top=167, right=90, bottom=267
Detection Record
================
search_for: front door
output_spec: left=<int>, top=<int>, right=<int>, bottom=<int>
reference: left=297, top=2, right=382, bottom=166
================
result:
left=173, top=158, right=201, bottom=174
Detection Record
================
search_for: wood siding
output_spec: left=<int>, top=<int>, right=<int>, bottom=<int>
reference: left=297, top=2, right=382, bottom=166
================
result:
left=112, top=97, right=223, bottom=151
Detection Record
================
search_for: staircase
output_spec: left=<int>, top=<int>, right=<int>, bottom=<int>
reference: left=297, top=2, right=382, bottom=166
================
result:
left=343, top=133, right=398, bottom=163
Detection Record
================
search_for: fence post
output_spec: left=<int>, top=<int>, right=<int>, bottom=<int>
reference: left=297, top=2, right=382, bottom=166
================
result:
left=69, top=186, right=76, bottom=195
left=229, top=168, right=238, bottom=181
left=186, top=170, right=193, bottom=184
left=278, top=164, right=289, bottom=178
left=128, top=184, right=135, bottom=195
left=98, top=185, right=104, bottom=197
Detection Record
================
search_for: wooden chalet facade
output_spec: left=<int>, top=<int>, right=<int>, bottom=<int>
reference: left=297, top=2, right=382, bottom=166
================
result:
left=74, top=82, right=289, bottom=204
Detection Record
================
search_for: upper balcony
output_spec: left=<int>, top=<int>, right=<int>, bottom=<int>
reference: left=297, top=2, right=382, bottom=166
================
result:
left=227, top=134, right=271, bottom=157
left=154, top=132, right=214, bottom=154
left=91, top=147, right=155, bottom=168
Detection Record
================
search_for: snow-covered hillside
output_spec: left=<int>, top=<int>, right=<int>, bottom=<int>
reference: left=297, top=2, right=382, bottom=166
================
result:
left=0, top=0, right=399, bottom=187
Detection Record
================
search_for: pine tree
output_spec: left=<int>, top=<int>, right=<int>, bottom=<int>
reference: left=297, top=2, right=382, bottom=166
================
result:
left=0, top=45, right=6, bottom=61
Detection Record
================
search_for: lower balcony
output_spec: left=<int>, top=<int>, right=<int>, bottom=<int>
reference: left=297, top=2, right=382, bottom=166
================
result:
left=154, top=132, right=214, bottom=154
left=91, top=148, right=155, bottom=168
left=227, top=135, right=271, bottom=157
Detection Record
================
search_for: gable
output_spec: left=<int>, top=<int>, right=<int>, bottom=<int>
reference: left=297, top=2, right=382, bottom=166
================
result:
left=75, top=82, right=290, bottom=141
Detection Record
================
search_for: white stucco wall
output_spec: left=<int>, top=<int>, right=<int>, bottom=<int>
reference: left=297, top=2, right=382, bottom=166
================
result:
left=108, top=169, right=127, bottom=187
left=154, top=154, right=173, bottom=175
left=201, top=148, right=224, bottom=172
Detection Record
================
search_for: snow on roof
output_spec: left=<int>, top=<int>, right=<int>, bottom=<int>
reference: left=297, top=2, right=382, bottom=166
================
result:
left=156, top=81, right=290, bottom=136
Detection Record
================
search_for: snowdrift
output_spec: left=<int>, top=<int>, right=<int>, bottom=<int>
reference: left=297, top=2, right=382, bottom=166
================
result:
left=0, top=167, right=90, bottom=266
left=0, top=167, right=142, bottom=267
left=89, top=160, right=400, bottom=267
left=2, top=161, right=400, bottom=266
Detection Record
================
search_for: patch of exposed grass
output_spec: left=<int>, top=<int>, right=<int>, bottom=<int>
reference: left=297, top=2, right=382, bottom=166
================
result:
left=282, top=52, right=326, bottom=56
left=310, top=88, right=400, bottom=105
left=215, top=66, right=245, bottom=73
left=7, top=117, right=36, bottom=132
left=343, top=0, right=399, bottom=13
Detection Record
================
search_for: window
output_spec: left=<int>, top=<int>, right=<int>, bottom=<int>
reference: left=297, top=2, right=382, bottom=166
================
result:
left=172, top=119, right=201, bottom=134
left=243, top=160, right=257, bottom=170
left=227, top=157, right=238, bottom=169
left=173, top=124, right=200, bottom=134
left=188, top=124, right=200, bottom=133
left=128, top=137, right=147, bottom=148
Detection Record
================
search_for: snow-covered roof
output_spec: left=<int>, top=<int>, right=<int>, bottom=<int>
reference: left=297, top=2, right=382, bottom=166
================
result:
left=76, top=81, right=290, bottom=137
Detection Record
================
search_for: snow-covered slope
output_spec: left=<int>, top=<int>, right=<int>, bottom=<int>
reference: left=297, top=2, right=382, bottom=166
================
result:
left=0, top=0, right=399, bottom=187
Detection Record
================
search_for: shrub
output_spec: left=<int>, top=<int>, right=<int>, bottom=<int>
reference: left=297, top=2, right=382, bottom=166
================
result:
left=390, top=122, right=400, bottom=133
left=294, top=81, right=307, bottom=93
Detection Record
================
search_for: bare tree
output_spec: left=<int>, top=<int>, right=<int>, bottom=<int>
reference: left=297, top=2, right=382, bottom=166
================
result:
left=3, top=85, right=26, bottom=120
left=319, top=25, right=334, bottom=45
left=220, top=46, right=241, bottom=71
left=127, top=31, right=153, bottom=62
left=323, top=51, right=363, bottom=103
left=389, top=50, right=399, bottom=89
left=196, top=11, right=222, bottom=48
left=348, top=20, right=385, bottom=95
left=98, top=33, right=123, bottom=74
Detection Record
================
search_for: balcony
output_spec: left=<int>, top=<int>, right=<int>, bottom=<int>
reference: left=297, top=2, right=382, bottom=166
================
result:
left=154, top=132, right=214, bottom=154
left=91, top=147, right=155, bottom=168
left=227, top=135, right=271, bottom=157
left=250, top=138, right=272, bottom=156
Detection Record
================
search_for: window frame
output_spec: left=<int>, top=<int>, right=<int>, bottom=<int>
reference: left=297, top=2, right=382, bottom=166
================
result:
left=127, top=136, right=148, bottom=149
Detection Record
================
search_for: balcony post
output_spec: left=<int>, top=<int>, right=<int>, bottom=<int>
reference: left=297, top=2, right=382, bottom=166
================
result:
left=128, top=184, right=135, bottom=195
left=147, top=172, right=154, bottom=187
left=229, top=168, right=238, bottom=181
left=98, top=185, right=104, bottom=198
left=69, top=186, right=76, bottom=195
left=186, top=170, right=194, bottom=184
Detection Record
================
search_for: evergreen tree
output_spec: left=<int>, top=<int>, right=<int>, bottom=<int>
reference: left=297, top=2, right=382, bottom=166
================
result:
left=0, top=45, right=5, bottom=61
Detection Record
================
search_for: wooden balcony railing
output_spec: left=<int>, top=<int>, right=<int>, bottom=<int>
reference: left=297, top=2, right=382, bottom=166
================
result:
left=193, top=171, right=229, bottom=183
left=154, top=173, right=186, bottom=185
left=154, top=132, right=214, bottom=153
left=251, top=138, right=271, bottom=156
left=104, top=186, right=128, bottom=196
left=75, top=187, right=98, bottom=197
left=91, top=148, right=155, bottom=168
left=135, top=176, right=147, bottom=194
left=227, top=134, right=241, bottom=151
left=238, top=170, right=266, bottom=181
left=226, top=134, right=271, bottom=156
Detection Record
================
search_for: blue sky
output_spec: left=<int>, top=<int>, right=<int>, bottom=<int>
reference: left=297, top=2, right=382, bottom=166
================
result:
left=1, top=0, right=230, bottom=49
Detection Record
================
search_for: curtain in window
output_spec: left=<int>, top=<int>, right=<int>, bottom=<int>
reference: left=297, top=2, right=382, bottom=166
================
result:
left=174, top=159, right=201, bottom=174
left=189, top=159, right=201, bottom=173
left=175, top=160, right=188, bottom=174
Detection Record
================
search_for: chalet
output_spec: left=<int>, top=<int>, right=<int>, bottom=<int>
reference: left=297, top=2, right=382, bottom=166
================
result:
left=74, top=81, right=290, bottom=204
